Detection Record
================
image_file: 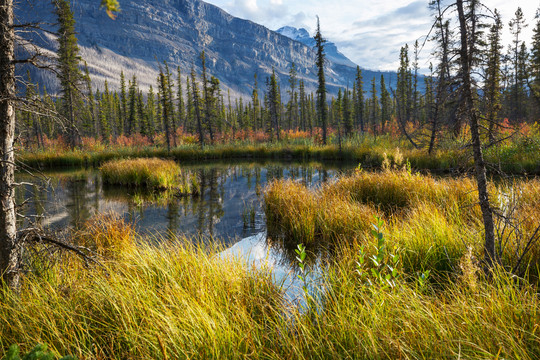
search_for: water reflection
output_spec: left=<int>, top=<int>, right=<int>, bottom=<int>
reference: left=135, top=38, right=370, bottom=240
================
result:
left=16, top=161, right=354, bottom=245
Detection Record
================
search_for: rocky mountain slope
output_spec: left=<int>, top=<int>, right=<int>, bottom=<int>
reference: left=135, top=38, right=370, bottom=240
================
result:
left=276, top=26, right=357, bottom=68
left=17, top=0, right=397, bottom=98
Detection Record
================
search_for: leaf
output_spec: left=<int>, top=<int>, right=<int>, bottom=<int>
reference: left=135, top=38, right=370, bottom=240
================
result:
left=101, top=0, right=120, bottom=20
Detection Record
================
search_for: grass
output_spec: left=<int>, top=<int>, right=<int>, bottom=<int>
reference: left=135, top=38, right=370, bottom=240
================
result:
left=1, top=213, right=539, bottom=359
left=17, top=131, right=540, bottom=175
left=100, top=158, right=199, bottom=195
left=264, top=166, right=540, bottom=277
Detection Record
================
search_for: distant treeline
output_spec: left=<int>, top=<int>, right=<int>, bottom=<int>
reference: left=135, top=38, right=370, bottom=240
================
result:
left=17, top=2, right=540, bottom=152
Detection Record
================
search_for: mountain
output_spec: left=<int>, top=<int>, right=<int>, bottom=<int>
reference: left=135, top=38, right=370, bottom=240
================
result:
left=17, top=0, right=397, bottom=98
left=276, top=26, right=357, bottom=68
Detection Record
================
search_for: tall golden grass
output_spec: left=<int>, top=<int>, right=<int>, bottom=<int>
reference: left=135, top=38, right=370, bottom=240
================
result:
left=1, top=212, right=539, bottom=359
left=100, top=158, right=199, bottom=195
left=265, top=167, right=540, bottom=276
left=101, top=158, right=182, bottom=189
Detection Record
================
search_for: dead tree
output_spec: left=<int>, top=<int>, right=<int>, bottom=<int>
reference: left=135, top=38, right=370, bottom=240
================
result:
left=0, top=0, right=19, bottom=289
left=456, top=0, right=496, bottom=267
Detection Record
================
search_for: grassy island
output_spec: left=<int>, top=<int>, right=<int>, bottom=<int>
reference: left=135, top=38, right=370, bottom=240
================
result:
left=100, top=158, right=200, bottom=195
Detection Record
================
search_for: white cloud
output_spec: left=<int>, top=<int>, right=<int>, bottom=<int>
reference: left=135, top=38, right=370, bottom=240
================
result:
left=206, top=0, right=540, bottom=73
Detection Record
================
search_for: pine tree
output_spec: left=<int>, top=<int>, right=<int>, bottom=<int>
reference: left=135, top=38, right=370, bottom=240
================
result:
left=119, top=70, right=127, bottom=135
left=380, top=75, right=391, bottom=134
left=485, top=10, right=503, bottom=141
left=200, top=51, right=215, bottom=143
left=396, top=45, right=418, bottom=147
left=335, top=90, right=343, bottom=149
left=54, top=0, right=84, bottom=148
left=530, top=8, right=540, bottom=108
left=127, top=75, right=138, bottom=135
left=298, top=80, right=307, bottom=132
left=23, top=71, right=43, bottom=148
left=191, top=66, right=204, bottom=148
left=185, top=75, right=194, bottom=133
left=100, top=81, right=112, bottom=140
left=83, top=62, right=96, bottom=137
left=252, top=73, right=260, bottom=131
left=343, top=88, right=353, bottom=136
left=147, top=85, right=156, bottom=140
left=355, top=66, right=365, bottom=133
left=287, top=62, right=298, bottom=130
left=267, top=68, right=281, bottom=140
left=508, top=7, right=528, bottom=121
left=370, top=78, right=379, bottom=135
left=412, top=40, right=420, bottom=125
left=159, top=69, right=172, bottom=152
left=314, top=16, right=328, bottom=144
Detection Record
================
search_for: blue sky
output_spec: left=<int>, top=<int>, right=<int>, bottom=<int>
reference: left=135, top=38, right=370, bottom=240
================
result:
left=204, top=0, right=538, bottom=73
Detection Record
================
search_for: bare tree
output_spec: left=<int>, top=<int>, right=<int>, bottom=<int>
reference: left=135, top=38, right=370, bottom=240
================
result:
left=0, top=0, right=19, bottom=289
left=0, top=0, right=119, bottom=289
left=455, top=0, right=496, bottom=266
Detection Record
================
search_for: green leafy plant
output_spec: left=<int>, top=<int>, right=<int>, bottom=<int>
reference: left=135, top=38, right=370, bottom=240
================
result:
left=295, top=243, right=309, bottom=297
left=356, top=217, right=400, bottom=289
left=3, top=344, right=75, bottom=360
left=417, top=270, right=431, bottom=289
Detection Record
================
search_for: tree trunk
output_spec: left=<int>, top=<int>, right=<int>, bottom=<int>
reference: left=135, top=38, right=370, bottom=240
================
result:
left=456, top=0, right=496, bottom=266
left=0, top=0, right=20, bottom=288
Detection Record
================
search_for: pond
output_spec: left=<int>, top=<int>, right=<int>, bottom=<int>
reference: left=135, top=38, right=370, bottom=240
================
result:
left=16, top=160, right=356, bottom=301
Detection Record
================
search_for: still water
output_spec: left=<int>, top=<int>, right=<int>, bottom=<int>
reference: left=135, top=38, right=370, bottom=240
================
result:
left=17, top=160, right=354, bottom=302
left=16, top=161, right=353, bottom=242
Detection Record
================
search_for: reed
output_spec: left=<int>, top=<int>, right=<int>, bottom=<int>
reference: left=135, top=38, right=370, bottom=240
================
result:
left=100, top=158, right=184, bottom=190
left=264, top=168, right=540, bottom=277
left=0, top=215, right=284, bottom=359
left=1, top=213, right=539, bottom=359
left=18, top=136, right=540, bottom=175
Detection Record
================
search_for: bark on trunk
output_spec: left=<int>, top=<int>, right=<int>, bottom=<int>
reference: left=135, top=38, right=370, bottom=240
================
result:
left=456, top=0, right=496, bottom=266
left=0, top=0, right=20, bottom=288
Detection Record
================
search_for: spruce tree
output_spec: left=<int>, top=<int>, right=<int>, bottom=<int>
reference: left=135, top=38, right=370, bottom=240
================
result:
left=177, top=66, right=185, bottom=131
left=185, top=75, right=193, bottom=133
left=355, top=66, right=364, bottom=132
left=252, top=73, right=260, bottom=131
left=287, top=62, right=298, bottom=130
left=147, top=85, right=156, bottom=140
left=485, top=10, right=503, bottom=141
left=101, top=81, right=112, bottom=140
left=508, top=7, right=528, bottom=121
left=127, top=75, right=138, bottom=135
left=314, top=17, right=328, bottom=144
left=54, top=0, right=84, bottom=148
left=159, top=69, right=172, bottom=152
left=530, top=8, right=540, bottom=108
left=396, top=45, right=419, bottom=148
left=164, top=61, right=177, bottom=146
left=83, top=62, right=96, bottom=137
left=299, top=80, right=307, bottom=132
left=268, top=68, right=281, bottom=141
left=380, top=75, right=391, bottom=134
left=200, top=51, right=214, bottom=143
left=370, top=78, right=379, bottom=135
left=343, top=88, right=352, bottom=136
left=191, top=66, right=204, bottom=148
left=119, top=70, right=127, bottom=135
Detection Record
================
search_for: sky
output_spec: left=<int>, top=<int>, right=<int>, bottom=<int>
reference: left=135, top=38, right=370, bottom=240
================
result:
left=204, top=0, right=539, bottom=74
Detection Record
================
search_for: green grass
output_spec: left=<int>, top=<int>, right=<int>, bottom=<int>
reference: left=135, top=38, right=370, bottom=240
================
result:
left=1, top=213, right=539, bottom=359
left=18, top=133, right=540, bottom=175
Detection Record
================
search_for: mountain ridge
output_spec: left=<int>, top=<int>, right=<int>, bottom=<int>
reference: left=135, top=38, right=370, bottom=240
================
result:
left=17, top=0, right=398, bottom=99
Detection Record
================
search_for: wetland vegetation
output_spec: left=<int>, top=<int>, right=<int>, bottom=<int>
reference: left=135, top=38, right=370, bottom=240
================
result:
left=2, top=0, right=540, bottom=358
